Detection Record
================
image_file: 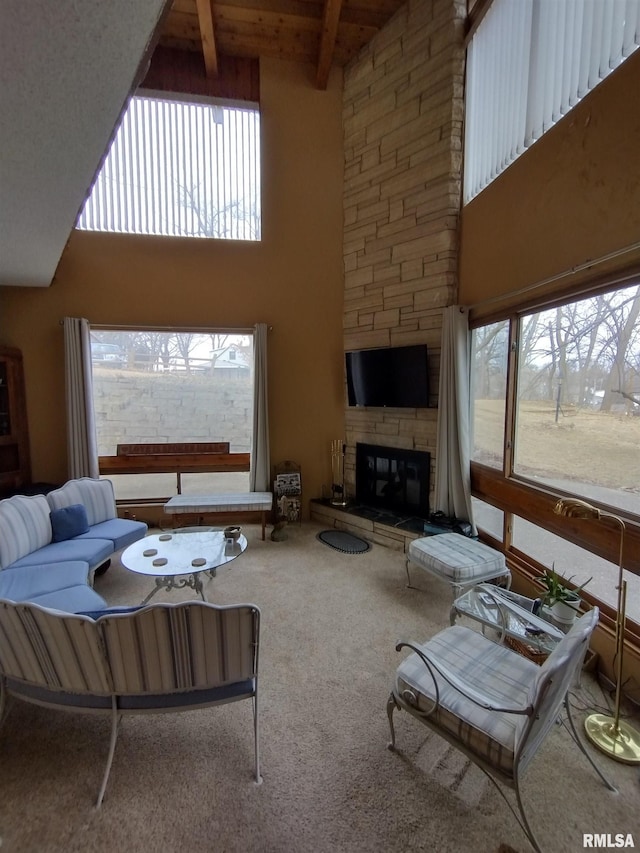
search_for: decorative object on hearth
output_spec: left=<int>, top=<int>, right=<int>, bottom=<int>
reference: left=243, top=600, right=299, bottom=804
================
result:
left=317, top=530, right=370, bottom=554
left=554, top=497, right=640, bottom=765
left=330, top=439, right=348, bottom=506
left=273, top=461, right=302, bottom=524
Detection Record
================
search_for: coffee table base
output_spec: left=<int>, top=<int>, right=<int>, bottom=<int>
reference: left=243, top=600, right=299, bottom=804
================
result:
left=141, top=570, right=213, bottom=604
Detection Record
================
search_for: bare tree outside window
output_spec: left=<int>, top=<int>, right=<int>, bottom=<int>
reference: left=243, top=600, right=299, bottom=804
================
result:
left=472, top=282, right=640, bottom=517
left=471, top=319, right=509, bottom=470
left=77, top=96, right=261, bottom=241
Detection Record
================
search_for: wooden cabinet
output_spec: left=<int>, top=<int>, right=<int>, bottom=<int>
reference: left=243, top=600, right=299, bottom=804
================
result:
left=0, top=346, right=31, bottom=495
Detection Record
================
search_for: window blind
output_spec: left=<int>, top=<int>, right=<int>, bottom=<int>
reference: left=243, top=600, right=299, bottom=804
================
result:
left=464, top=0, right=640, bottom=204
left=77, top=95, right=261, bottom=241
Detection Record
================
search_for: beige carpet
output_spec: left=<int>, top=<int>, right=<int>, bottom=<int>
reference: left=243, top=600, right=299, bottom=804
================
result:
left=0, top=522, right=638, bottom=853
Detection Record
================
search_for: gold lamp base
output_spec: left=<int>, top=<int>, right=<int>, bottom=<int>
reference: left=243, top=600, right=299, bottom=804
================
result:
left=584, top=713, right=640, bottom=765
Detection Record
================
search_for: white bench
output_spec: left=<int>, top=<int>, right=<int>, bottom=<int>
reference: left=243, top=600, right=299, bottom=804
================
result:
left=164, top=493, right=273, bottom=540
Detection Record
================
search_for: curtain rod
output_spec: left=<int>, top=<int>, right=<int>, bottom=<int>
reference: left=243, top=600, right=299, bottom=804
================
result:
left=467, top=239, right=640, bottom=311
left=60, top=322, right=272, bottom=333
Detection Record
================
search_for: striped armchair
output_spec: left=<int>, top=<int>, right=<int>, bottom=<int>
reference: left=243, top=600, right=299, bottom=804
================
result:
left=387, top=608, right=614, bottom=853
left=0, top=598, right=261, bottom=806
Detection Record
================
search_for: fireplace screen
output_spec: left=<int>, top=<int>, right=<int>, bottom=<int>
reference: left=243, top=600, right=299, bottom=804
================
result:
left=355, top=443, right=430, bottom=519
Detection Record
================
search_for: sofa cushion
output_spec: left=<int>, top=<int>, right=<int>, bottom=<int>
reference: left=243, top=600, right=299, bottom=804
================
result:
left=73, top=517, right=148, bottom=551
left=0, top=561, right=91, bottom=601
left=26, top=584, right=108, bottom=615
left=8, top=538, right=114, bottom=572
left=47, top=478, right=117, bottom=526
left=0, top=494, right=52, bottom=570
left=50, top=504, right=90, bottom=542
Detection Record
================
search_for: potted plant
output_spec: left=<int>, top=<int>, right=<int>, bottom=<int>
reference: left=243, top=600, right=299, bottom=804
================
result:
left=538, top=566, right=592, bottom=626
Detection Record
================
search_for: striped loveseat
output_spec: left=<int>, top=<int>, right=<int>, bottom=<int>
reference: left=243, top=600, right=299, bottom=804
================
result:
left=0, top=598, right=262, bottom=806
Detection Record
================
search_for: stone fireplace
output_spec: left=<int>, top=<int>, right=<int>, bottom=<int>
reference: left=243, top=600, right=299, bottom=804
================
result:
left=354, top=442, right=430, bottom=521
left=340, top=0, right=465, bottom=536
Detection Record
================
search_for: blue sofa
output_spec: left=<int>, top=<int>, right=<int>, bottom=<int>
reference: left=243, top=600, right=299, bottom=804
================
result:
left=0, top=478, right=147, bottom=613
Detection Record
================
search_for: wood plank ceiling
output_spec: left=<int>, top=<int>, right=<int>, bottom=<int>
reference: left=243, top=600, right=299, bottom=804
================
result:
left=158, top=0, right=411, bottom=89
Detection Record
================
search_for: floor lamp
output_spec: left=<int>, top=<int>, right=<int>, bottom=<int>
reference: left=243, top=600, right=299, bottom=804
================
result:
left=554, top=497, right=640, bottom=764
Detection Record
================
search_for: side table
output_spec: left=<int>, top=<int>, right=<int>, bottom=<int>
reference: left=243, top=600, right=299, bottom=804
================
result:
left=451, top=583, right=566, bottom=663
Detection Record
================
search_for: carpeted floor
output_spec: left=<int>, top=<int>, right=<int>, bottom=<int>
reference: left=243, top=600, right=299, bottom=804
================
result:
left=0, top=521, right=638, bottom=853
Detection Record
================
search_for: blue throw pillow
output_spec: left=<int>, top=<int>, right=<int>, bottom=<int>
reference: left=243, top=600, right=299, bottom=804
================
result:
left=50, top=504, right=90, bottom=542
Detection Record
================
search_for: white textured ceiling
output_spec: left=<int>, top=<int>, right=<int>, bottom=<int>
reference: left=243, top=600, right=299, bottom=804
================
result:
left=0, top=0, right=169, bottom=287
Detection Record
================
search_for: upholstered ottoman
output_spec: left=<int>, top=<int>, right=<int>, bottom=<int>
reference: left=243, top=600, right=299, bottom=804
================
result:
left=406, top=532, right=510, bottom=598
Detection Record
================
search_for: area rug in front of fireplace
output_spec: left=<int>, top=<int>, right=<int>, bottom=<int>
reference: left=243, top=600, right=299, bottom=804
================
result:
left=317, top=530, right=371, bottom=554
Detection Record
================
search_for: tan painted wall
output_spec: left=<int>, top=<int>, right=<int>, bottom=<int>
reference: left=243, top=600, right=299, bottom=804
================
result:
left=459, top=47, right=640, bottom=315
left=0, top=59, right=346, bottom=516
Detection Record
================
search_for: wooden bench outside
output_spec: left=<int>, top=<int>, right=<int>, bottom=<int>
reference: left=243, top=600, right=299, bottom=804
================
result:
left=99, top=443, right=251, bottom=503
left=164, top=493, right=274, bottom=540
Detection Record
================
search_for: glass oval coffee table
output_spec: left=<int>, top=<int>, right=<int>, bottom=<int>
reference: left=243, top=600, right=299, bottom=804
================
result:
left=121, top=527, right=248, bottom=604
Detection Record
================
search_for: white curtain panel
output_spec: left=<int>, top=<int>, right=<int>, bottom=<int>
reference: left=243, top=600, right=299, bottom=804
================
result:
left=249, top=323, right=270, bottom=492
left=63, top=317, right=99, bottom=479
left=434, top=306, right=475, bottom=531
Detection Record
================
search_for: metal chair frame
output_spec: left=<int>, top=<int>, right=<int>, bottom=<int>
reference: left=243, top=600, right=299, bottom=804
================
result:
left=387, top=611, right=615, bottom=853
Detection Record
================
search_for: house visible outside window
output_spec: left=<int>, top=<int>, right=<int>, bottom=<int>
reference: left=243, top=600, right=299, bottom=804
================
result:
left=471, top=281, right=640, bottom=625
left=464, top=0, right=640, bottom=203
left=90, top=329, right=254, bottom=500
left=77, top=95, right=261, bottom=240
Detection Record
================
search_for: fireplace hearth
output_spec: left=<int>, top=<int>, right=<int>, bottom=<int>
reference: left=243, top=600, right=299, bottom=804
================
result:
left=354, top=442, right=430, bottom=524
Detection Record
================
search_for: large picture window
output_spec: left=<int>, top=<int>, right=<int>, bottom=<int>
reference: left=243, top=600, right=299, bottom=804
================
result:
left=513, top=287, right=640, bottom=515
left=91, top=329, right=253, bottom=500
left=471, top=281, right=640, bottom=628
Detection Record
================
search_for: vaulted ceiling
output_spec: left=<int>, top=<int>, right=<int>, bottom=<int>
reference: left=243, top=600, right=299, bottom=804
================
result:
left=160, top=0, right=409, bottom=90
left=0, top=0, right=478, bottom=289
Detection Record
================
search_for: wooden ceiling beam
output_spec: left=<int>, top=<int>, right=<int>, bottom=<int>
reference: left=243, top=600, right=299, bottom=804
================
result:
left=316, top=0, right=342, bottom=90
left=196, top=0, right=219, bottom=76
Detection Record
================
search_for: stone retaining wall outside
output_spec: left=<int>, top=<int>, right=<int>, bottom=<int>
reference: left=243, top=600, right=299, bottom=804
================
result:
left=93, top=369, right=253, bottom=455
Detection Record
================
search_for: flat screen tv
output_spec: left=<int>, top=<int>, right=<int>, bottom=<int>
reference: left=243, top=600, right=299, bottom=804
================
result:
left=345, top=344, right=429, bottom=408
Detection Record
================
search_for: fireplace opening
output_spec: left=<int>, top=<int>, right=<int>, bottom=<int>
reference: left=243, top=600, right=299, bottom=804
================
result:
left=355, top=443, right=430, bottom=521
